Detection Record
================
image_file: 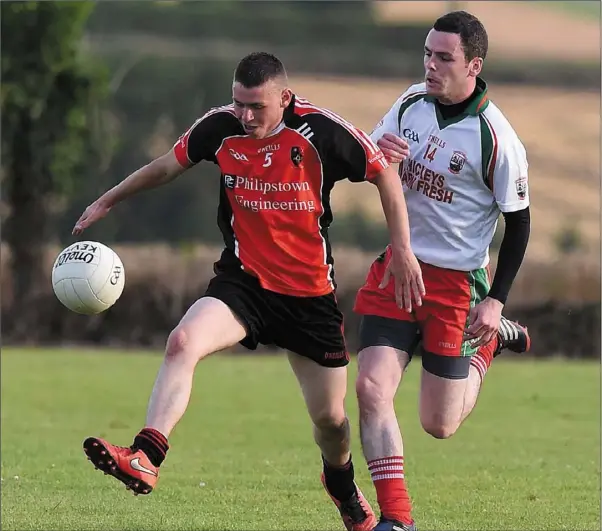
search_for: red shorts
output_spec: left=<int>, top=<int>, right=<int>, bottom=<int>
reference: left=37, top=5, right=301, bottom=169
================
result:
left=354, top=246, right=490, bottom=357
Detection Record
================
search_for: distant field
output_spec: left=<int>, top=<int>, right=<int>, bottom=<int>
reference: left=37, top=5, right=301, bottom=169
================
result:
left=372, top=1, right=600, bottom=62
left=541, top=1, right=602, bottom=19
left=290, top=75, right=601, bottom=265
left=2, top=348, right=599, bottom=531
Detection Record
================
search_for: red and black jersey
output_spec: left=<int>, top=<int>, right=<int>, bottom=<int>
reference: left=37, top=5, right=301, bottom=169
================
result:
left=173, top=95, right=389, bottom=297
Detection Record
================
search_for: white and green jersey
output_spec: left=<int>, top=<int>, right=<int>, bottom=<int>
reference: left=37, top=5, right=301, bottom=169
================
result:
left=371, top=78, right=529, bottom=271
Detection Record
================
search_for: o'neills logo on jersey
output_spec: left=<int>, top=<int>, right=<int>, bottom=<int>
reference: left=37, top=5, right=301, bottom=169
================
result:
left=324, top=350, right=348, bottom=361
left=224, top=175, right=316, bottom=212
left=257, top=144, right=280, bottom=153
left=400, top=159, right=454, bottom=204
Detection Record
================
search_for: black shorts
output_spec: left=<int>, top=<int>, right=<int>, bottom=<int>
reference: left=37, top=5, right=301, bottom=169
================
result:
left=358, top=315, right=471, bottom=379
left=204, top=269, right=348, bottom=368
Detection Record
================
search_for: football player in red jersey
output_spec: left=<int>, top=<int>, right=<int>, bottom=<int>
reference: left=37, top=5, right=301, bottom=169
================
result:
left=73, top=52, right=424, bottom=531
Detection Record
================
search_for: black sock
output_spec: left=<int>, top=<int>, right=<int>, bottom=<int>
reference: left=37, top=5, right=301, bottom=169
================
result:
left=132, top=427, right=169, bottom=467
left=323, top=455, right=356, bottom=502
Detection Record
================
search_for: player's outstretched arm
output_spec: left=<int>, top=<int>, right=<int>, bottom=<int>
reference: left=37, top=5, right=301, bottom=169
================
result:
left=372, top=165, right=426, bottom=312
left=72, top=150, right=185, bottom=235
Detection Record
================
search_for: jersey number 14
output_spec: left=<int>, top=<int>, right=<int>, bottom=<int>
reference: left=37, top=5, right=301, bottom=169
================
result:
left=423, top=144, right=437, bottom=163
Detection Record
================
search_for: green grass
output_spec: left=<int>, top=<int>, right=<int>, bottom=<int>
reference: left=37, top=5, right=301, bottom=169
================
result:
left=1, top=348, right=600, bottom=530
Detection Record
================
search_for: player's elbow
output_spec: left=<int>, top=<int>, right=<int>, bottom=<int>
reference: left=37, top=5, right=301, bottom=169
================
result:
left=370, top=165, right=397, bottom=191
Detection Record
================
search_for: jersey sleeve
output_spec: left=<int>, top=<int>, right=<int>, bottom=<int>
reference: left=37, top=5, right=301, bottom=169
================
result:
left=173, top=109, right=240, bottom=168
left=369, top=84, right=425, bottom=143
left=370, top=97, right=403, bottom=143
left=492, top=134, right=530, bottom=212
left=327, top=117, right=389, bottom=183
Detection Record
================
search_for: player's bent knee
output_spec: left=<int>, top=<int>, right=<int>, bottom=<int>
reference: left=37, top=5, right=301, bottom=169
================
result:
left=164, top=323, right=227, bottom=365
left=419, top=351, right=468, bottom=439
left=420, top=416, right=459, bottom=440
left=165, top=326, right=190, bottom=360
left=164, top=297, right=248, bottom=363
left=420, top=413, right=459, bottom=439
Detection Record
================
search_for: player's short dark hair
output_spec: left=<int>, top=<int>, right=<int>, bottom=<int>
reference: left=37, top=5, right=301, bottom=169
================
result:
left=234, top=52, right=287, bottom=88
left=433, top=10, right=488, bottom=61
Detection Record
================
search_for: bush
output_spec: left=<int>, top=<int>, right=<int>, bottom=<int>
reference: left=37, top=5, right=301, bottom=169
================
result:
left=1, top=243, right=599, bottom=359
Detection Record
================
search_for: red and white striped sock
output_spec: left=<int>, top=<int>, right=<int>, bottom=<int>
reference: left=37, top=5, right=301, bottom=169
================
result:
left=368, top=456, right=413, bottom=525
left=470, top=336, right=499, bottom=382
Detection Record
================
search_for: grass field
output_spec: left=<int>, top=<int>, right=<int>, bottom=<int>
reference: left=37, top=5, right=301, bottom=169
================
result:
left=1, top=349, right=599, bottom=531
left=537, top=1, right=601, bottom=19
left=373, top=1, right=600, bottom=62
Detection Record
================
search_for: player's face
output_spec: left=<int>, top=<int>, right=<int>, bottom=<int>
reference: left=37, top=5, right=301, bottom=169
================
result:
left=423, top=29, right=482, bottom=104
left=232, top=80, right=292, bottom=139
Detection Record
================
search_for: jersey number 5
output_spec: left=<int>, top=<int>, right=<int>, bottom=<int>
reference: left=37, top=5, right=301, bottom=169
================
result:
left=262, top=153, right=272, bottom=167
left=423, top=144, right=437, bottom=163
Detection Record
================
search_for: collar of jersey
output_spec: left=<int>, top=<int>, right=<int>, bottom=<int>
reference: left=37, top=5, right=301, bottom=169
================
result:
left=263, top=94, right=298, bottom=137
left=266, top=121, right=285, bottom=137
left=424, top=77, right=489, bottom=116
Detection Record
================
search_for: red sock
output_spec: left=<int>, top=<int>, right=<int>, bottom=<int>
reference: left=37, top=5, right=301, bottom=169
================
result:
left=368, top=456, right=413, bottom=525
left=470, top=336, right=499, bottom=381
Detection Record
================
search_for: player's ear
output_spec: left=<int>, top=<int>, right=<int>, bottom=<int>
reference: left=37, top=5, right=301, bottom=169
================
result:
left=468, top=57, right=483, bottom=77
left=281, top=88, right=293, bottom=109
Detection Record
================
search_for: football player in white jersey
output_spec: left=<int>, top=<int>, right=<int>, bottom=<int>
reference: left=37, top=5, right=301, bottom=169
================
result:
left=352, top=11, right=531, bottom=531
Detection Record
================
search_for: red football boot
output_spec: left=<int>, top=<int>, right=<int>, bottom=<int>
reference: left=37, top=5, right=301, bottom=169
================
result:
left=83, top=437, right=158, bottom=495
left=321, top=473, right=378, bottom=531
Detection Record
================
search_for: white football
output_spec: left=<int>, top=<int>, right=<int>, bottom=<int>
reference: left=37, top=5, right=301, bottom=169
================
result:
left=51, top=241, right=125, bottom=315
